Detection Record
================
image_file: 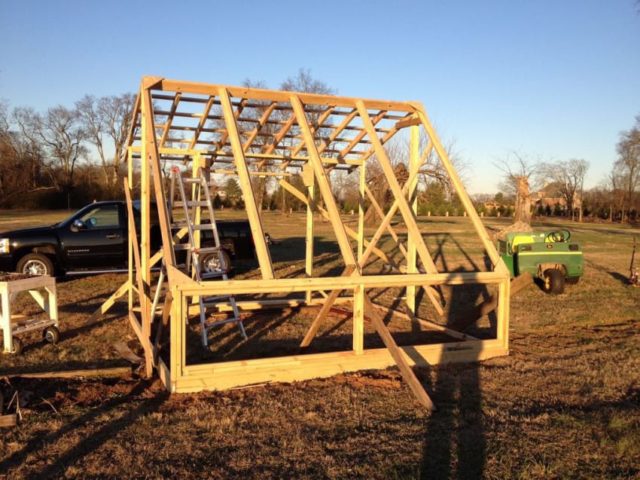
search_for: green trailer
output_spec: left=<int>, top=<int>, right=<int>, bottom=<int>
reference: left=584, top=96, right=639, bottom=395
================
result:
left=498, top=229, right=583, bottom=294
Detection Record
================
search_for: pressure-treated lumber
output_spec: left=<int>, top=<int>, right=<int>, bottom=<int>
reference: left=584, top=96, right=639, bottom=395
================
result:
left=111, top=76, right=511, bottom=403
left=6, top=366, right=131, bottom=379
left=124, top=177, right=153, bottom=377
left=300, top=265, right=356, bottom=348
left=365, top=296, right=435, bottom=410
left=0, top=415, right=17, bottom=428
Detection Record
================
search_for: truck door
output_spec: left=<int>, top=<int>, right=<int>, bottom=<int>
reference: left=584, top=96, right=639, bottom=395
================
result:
left=60, top=203, right=126, bottom=270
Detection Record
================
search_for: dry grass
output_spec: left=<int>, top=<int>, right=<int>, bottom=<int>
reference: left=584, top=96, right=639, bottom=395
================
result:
left=1, top=212, right=639, bottom=479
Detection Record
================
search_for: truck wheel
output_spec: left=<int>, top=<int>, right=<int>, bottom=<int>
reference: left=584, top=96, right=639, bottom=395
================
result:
left=200, top=250, right=231, bottom=275
left=565, top=276, right=580, bottom=285
left=17, top=253, right=54, bottom=276
left=542, top=269, right=565, bottom=294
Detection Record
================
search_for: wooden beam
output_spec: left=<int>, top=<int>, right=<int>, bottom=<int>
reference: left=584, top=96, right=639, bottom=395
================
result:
left=412, top=104, right=508, bottom=276
left=364, top=185, right=408, bottom=258
left=124, top=177, right=153, bottom=378
left=242, top=101, right=278, bottom=151
left=278, top=179, right=399, bottom=270
left=180, top=271, right=507, bottom=297
left=300, top=265, right=356, bottom=348
left=6, top=366, right=131, bottom=379
left=159, top=92, right=182, bottom=148
left=289, top=106, right=335, bottom=157
left=395, top=113, right=421, bottom=129
left=159, top=78, right=415, bottom=112
left=187, top=96, right=216, bottom=152
left=303, top=163, right=314, bottom=303
left=406, top=125, right=420, bottom=314
left=369, top=301, right=477, bottom=341
left=219, top=87, right=274, bottom=279
left=291, top=95, right=357, bottom=267
left=356, top=101, right=444, bottom=316
left=0, top=415, right=17, bottom=428
left=364, top=296, right=435, bottom=410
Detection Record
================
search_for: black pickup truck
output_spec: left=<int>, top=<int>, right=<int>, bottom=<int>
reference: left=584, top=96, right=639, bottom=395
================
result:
left=0, top=201, right=255, bottom=276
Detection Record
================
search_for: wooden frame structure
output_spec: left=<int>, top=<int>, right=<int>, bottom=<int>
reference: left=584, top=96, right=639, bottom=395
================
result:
left=108, top=76, right=510, bottom=406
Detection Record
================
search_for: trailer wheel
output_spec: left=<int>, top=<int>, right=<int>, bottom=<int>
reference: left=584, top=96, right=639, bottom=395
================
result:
left=5, top=337, right=23, bottom=355
left=566, top=276, right=580, bottom=285
left=542, top=269, right=565, bottom=294
left=43, top=326, right=60, bottom=344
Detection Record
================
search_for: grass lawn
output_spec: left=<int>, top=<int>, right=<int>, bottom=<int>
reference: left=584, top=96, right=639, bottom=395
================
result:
left=0, top=211, right=639, bottom=479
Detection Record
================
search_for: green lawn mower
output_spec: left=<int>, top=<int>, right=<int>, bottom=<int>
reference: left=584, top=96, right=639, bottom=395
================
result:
left=498, top=229, right=583, bottom=294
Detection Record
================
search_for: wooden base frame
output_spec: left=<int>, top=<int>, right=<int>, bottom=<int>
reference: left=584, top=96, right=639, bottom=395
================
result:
left=105, top=76, right=511, bottom=408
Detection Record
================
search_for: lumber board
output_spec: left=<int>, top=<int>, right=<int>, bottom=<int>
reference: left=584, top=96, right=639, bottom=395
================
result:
left=0, top=414, right=17, bottom=428
left=173, top=339, right=508, bottom=392
left=365, top=297, right=435, bottom=410
left=6, top=367, right=131, bottom=379
left=300, top=265, right=356, bottom=348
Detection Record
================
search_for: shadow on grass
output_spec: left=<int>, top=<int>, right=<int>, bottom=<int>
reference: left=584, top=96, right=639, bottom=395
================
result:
left=0, top=379, right=169, bottom=478
left=419, top=229, right=497, bottom=479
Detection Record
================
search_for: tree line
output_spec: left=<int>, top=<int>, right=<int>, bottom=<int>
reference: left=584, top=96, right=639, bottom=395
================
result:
left=0, top=94, right=133, bottom=209
left=1, top=75, right=638, bottom=224
left=494, top=116, right=640, bottom=225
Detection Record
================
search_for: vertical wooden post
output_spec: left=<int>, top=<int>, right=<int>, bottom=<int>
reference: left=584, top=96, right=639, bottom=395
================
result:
left=406, top=126, right=420, bottom=314
left=496, top=277, right=510, bottom=348
left=354, top=162, right=366, bottom=353
left=353, top=284, right=364, bottom=354
left=192, top=153, right=203, bottom=253
left=127, top=147, right=134, bottom=312
left=139, top=86, right=152, bottom=349
left=303, top=163, right=314, bottom=303
left=46, top=284, right=58, bottom=325
left=218, top=87, right=274, bottom=280
left=169, top=287, right=181, bottom=393
left=357, top=162, right=366, bottom=260
left=1, top=286, right=11, bottom=353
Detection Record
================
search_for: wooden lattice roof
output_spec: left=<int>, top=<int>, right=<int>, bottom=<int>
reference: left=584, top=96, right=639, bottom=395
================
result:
left=127, top=77, right=427, bottom=171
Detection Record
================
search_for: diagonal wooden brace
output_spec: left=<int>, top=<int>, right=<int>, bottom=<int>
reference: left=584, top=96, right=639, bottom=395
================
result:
left=300, top=264, right=356, bottom=348
left=364, top=295, right=435, bottom=410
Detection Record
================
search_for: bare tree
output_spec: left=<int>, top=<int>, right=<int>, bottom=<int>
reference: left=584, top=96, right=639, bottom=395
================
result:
left=614, top=116, right=640, bottom=222
left=76, top=93, right=134, bottom=194
left=495, top=152, right=538, bottom=224
left=539, top=159, right=589, bottom=221
left=14, top=105, right=87, bottom=209
left=279, top=69, right=335, bottom=216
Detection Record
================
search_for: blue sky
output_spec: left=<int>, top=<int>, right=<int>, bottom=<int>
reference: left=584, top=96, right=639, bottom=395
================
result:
left=1, top=0, right=639, bottom=193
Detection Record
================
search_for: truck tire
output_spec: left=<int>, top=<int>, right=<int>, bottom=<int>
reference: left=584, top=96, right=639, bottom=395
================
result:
left=16, top=253, right=55, bottom=276
left=542, top=269, right=565, bottom=294
left=200, top=250, right=232, bottom=275
left=565, top=276, right=580, bottom=285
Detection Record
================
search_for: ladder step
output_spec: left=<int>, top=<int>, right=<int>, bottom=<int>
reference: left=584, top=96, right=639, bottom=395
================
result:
left=171, top=222, right=213, bottom=231
left=193, top=247, right=221, bottom=254
left=182, top=178, right=217, bottom=186
left=200, top=272, right=227, bottom=280
left=205, top=317, right=245, bottom=330
left=201, top=295, right=231, bottom=304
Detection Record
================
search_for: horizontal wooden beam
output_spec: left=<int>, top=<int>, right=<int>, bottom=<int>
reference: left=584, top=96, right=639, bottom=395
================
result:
left=157, top=77, right=416, bottom=112
left=178, top=271, right=507, bottom=296
left=173, top=338, right=508, bottom=392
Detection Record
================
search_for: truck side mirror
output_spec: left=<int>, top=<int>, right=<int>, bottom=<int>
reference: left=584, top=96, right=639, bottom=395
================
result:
left=71, top=219, right=86, bottom=232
